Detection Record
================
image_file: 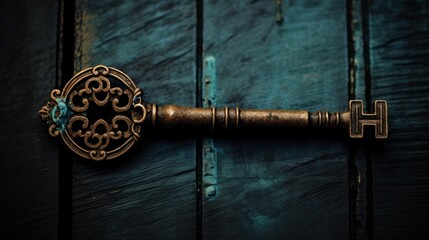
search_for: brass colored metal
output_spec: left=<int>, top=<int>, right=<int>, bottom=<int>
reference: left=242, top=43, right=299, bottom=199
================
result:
left=349, top=100, right=388, bottom=138
left=39, top=65, right=143, bottom=160
left=39, top=65, right=388, bottom=161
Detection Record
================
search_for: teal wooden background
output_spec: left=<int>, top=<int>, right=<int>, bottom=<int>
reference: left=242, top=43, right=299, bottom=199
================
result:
left=0, top=0, right=428, bottom=239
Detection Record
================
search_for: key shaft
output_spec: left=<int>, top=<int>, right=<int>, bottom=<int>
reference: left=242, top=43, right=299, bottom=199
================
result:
left=147, top=104, right=350, bottom=131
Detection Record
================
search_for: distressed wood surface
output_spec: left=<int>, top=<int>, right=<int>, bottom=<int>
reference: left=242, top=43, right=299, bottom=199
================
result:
left=0, top=0, right=59, bottom=239
left=348, top=0, right=370, bottom=238
left=368, top=1, right=429, bottom=239
left=1, top=1, right=428, bottom=239
left=72, top=1, right=197, bottom=239
left=203, top=1, right=350, bottom=239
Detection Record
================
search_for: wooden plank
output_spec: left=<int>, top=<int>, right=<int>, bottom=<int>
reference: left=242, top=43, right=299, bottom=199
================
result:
left=348, top=0, right=370, bottom=238
left=72, top=0, right=197, bottom=239
left=0, top=0, right=59, bottom=239
left=203, top=1, right=350, bottom=239
left=368, top=1, right=429, bottom=239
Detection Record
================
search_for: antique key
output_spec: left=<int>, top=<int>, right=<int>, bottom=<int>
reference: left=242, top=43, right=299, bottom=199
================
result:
left=39, top=65, right=388, bottom=161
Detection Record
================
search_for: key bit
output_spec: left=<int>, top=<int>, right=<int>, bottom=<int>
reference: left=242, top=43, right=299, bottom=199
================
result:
left=39, top=65, right=388, bottom=161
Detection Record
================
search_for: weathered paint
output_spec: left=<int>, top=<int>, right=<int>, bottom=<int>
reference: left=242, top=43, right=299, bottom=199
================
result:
left=72, top=1, right=197, bottom=239
left=74, top=0, right=95, bottom=71
left=2, top=1, right=429, bottom=239
left=369, top=1, right=429, bottom=238
left=347, top=0, right=369, bottom=238
left=202, top=56, right=218, bottom=198
left=203, top=56, right=217, bottom=108
left=202, top=1, right=349, bottom=239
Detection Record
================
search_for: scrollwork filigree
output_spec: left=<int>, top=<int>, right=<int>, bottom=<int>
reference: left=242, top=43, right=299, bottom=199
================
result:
left=39, top=65, right=145, bottom=161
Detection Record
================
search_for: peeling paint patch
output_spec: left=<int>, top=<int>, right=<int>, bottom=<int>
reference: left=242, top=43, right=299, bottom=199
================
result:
left=203, top=55, right=217, bottom=106
left=202, top=55, right=218, bottom=198
left=203, top=140, right=217, bottom=197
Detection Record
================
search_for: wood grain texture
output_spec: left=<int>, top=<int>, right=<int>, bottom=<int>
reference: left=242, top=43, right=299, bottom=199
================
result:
left=368, top=1, right=429, bottom=239
left=348, top=0, right=370, bottom=238
left=0, top=0, right=59, bottom=239
left=72, top=0, right=197, bottom=239
left=203, top=1, right=350, bottom=239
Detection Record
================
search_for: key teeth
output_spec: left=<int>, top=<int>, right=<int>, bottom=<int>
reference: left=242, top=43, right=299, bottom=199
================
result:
left=349, top=100, right=388, bottom=139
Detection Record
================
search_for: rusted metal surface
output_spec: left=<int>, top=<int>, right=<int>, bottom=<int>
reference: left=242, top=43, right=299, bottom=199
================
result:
left=40, top=65, right=388, bottom=160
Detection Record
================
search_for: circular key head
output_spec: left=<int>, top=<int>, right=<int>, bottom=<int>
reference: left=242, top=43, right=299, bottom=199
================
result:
left=39, top=65, right=147, bottom=160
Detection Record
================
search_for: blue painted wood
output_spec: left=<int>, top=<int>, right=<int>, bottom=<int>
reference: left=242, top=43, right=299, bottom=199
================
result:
left=0, top=0, right=59, bottom=239
left=202, top=56, right=218, bottom=198
left=203, top=1, right=349, bottom=239
left=368, top=1, right=429, bottom=239
left=71, top=1, right=197, bottom=239
left=1, top=1, right=428, bottom=239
